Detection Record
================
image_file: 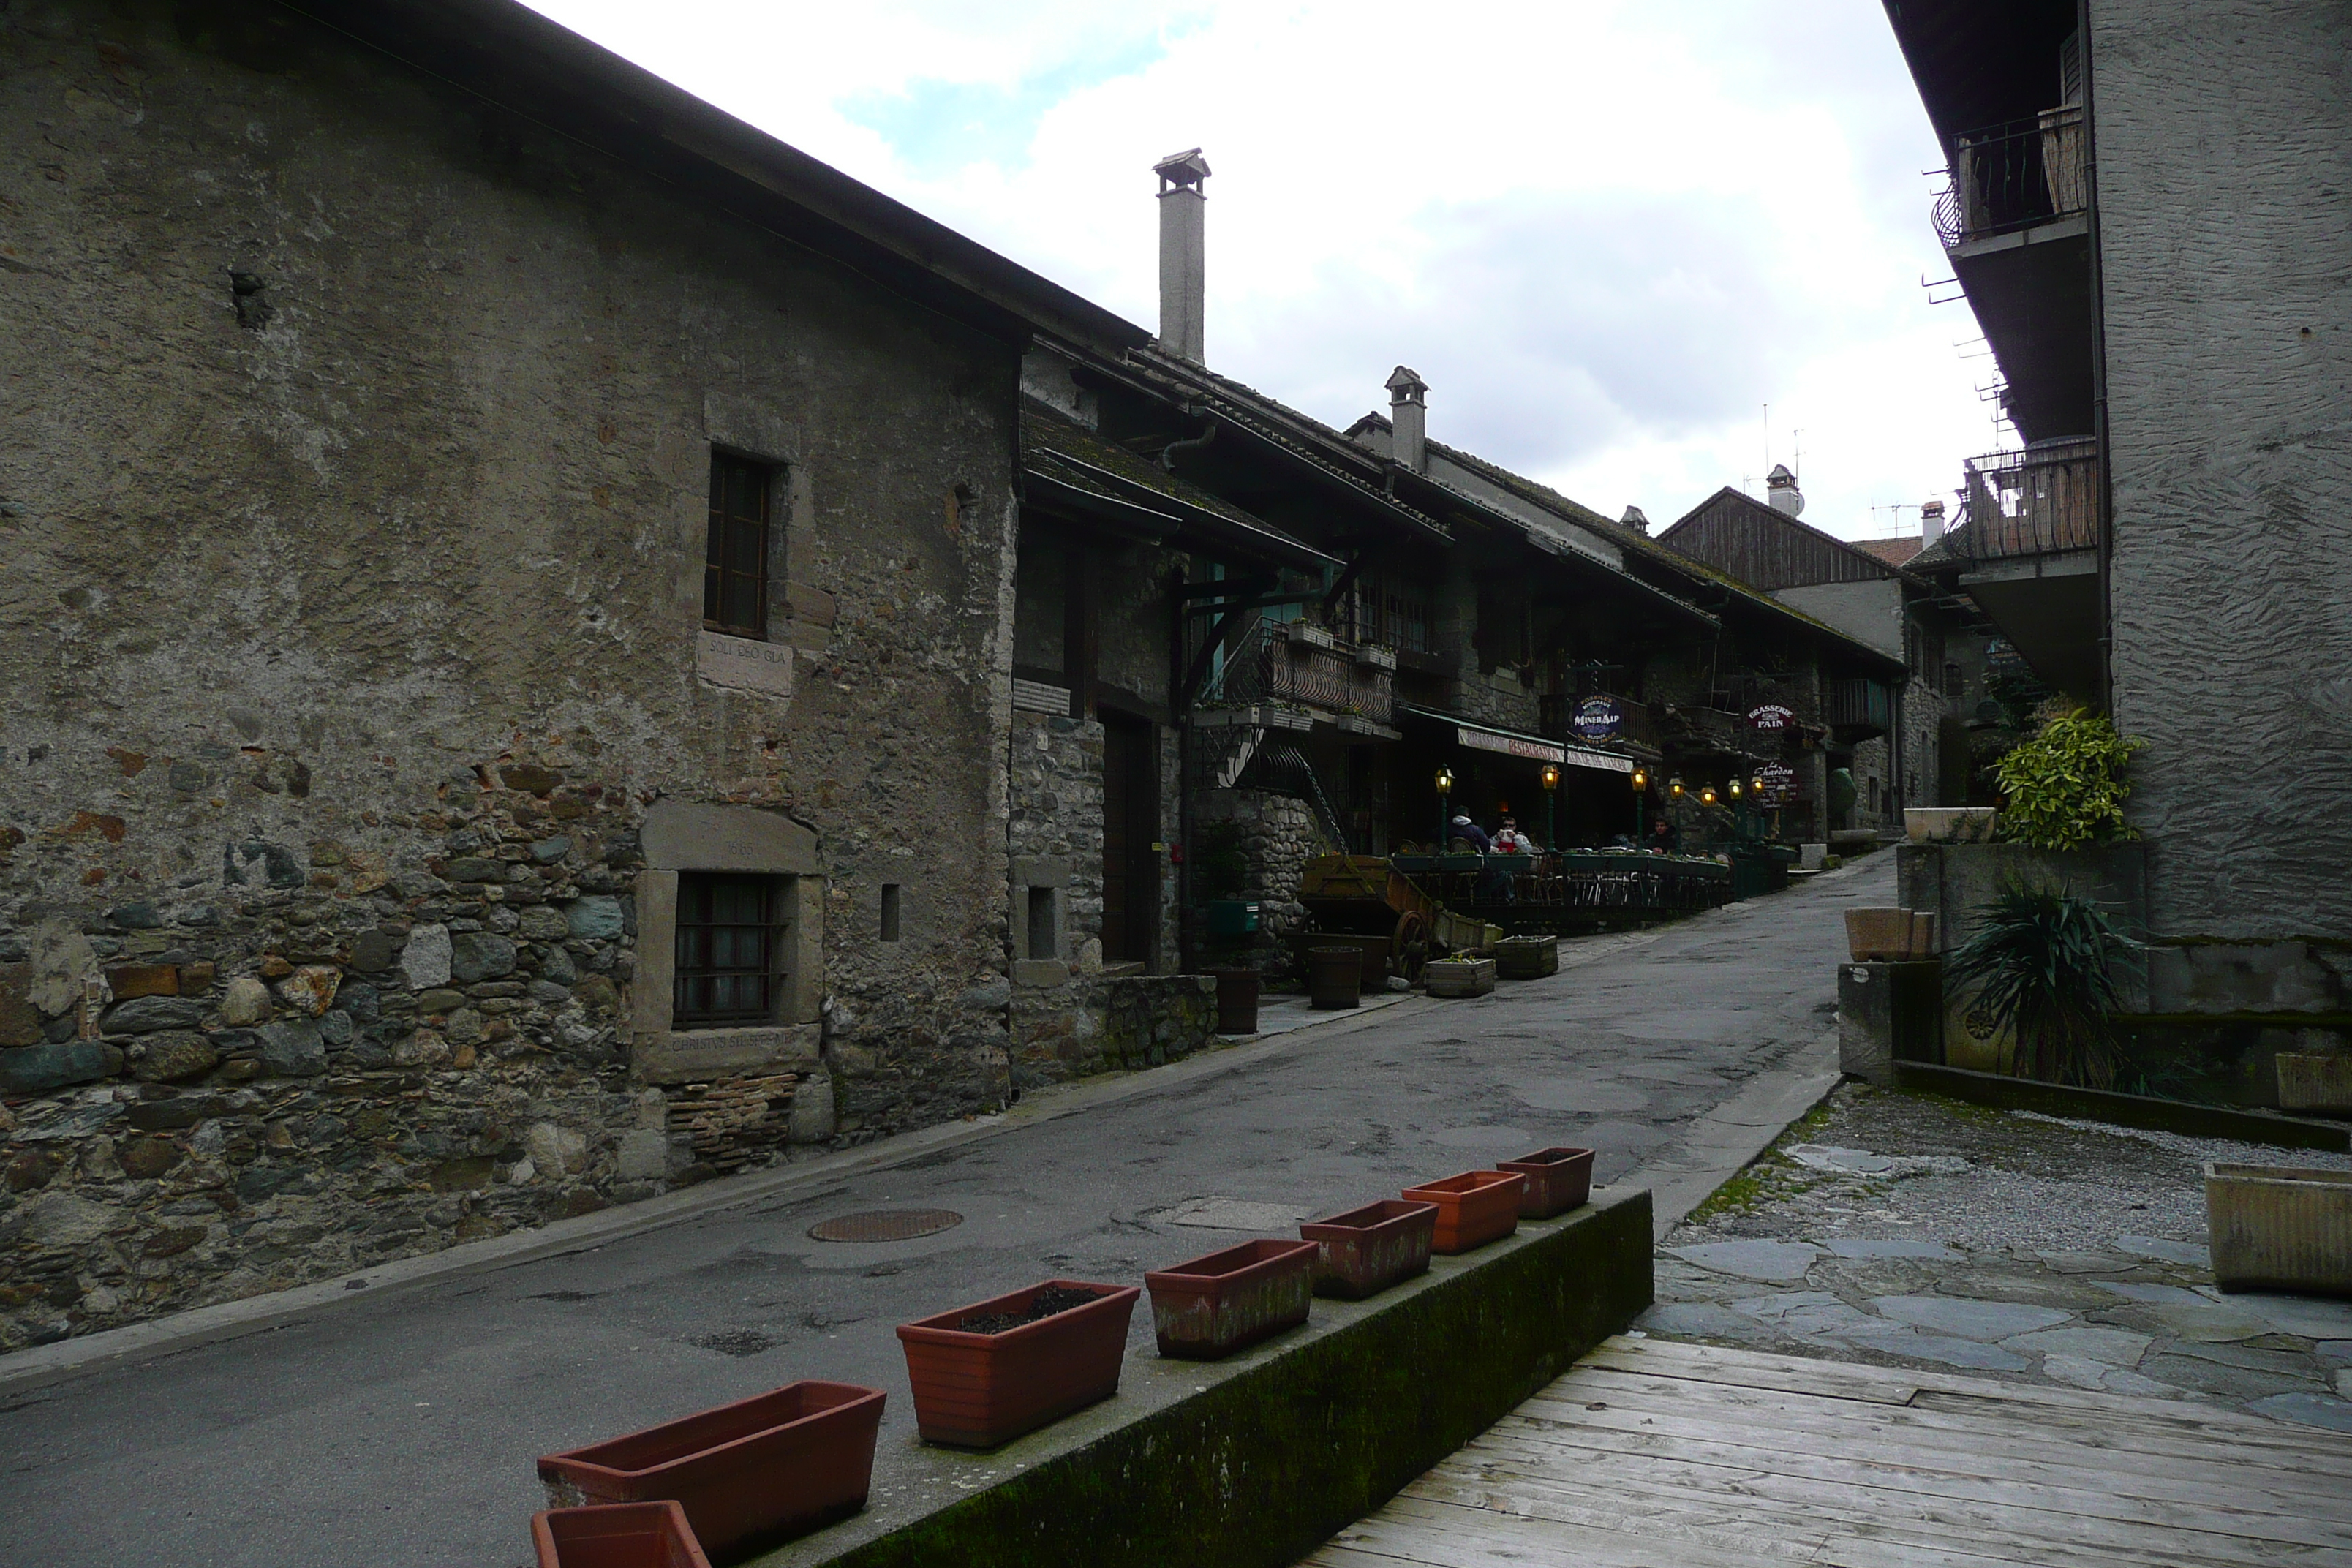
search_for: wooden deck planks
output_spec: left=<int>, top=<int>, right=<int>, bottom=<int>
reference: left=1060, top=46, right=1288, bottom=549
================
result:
left=1303, top=1335, right=2352, bottom=1568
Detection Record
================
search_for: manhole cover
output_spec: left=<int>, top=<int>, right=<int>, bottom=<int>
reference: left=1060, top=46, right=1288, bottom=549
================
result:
left=808, top=1208, right=965, bottom=1243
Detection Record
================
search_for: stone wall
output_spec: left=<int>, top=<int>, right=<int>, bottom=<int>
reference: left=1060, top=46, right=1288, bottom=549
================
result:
left=0, top=7, right=1022, bottom=1348
left=1194, top=789, right=1323, bottom=970
left=2095, top=0, right=2352, bottom=950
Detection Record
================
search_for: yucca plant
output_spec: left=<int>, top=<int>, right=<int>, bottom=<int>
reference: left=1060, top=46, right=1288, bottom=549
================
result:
left=1945, top=881, right=2142, bottom=1089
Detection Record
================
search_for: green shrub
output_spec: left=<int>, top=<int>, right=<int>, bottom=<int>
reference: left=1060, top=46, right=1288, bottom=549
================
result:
left=1996, top=709, right=2144, bottom=851
left=1945, top=881, right=2142, bottom=1089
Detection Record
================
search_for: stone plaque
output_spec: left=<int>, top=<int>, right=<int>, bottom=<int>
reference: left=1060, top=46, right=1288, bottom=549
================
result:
left=697, top=630, right=793, bottom=699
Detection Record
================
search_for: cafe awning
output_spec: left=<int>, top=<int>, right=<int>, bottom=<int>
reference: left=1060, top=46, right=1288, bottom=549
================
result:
left=1396, top=704, right=1635, bottom=775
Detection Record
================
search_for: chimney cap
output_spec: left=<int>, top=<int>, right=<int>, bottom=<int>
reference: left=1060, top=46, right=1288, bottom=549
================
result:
left=1621, top=505, right=1651, bottom=535
left=1921, top=498, right=1945, bottom=516
left=1766, top=463, right=1797, bottom=486
left=1385, top=364, right=1428, bottom=402
left=1153, top=148, right=1211, bottom=192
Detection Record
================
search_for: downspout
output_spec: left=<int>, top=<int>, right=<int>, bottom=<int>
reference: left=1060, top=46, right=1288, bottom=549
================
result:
left=1160, top=412, right=1217, bottom=472
left=2081, top=0, right=2116, bottom=714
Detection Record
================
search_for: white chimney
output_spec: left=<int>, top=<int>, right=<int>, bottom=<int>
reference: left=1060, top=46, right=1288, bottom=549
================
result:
left=1765, top=463, right=1804, bottom=517
left=1621, top=505, right=1651, bottom=535
left=1153, top=148, right=1210, bottom=363
left=1386, top=366, right=1428, bottom=472
left=1921, top=498, right=1946, bottom=546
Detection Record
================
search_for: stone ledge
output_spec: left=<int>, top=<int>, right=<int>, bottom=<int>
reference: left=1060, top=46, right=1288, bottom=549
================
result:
left=755, top=1184, right=1654, bottom=1568
left=1891, top=1061, right=2350, bottom=1152
left=634, top=1024, right=821, bottom=1085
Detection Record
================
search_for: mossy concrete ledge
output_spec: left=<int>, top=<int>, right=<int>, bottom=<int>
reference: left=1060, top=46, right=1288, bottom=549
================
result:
left=755, top=1184, right=1654, bottom=1568
left=1893, top=1062, right=2351, bottom=1152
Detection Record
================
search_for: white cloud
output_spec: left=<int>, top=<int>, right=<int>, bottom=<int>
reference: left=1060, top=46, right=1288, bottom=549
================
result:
left=524, top=0, right=1999, bottom=540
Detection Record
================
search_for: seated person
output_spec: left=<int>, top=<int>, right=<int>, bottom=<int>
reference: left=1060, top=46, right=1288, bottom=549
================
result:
left=1644, top=815, right=1680, bottom=853
left=1493, top=815, right=1537, bottom=853
left=1447, top=814, right=1494, bottom=853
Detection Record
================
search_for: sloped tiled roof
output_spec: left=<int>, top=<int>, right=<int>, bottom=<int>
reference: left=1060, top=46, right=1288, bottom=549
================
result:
left=1852, top=536, right=1927, bottom=568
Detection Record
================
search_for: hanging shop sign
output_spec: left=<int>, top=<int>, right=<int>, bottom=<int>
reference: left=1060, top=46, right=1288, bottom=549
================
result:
left=1746, top=703, right=1795, bottom=733
left=1758, top=761, right=1798, bottom=806
left=1455, top=726, right=1564, bottom=764
left=1572, top=696, right=1623, bottom=742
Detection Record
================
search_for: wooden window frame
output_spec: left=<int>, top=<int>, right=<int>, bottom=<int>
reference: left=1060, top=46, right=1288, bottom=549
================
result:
left=705, top=451, right=775, bottom=638
left=672, top=871, right=783, bottom=1028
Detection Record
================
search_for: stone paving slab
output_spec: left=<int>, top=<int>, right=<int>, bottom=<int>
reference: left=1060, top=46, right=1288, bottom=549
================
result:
left=1640, top=1079, right=2352, bottom=1433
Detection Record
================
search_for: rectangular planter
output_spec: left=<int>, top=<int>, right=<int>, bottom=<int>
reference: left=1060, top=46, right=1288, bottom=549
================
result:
left=1145, top=1237, right=1319, bottom=1359
left=1493, top=936, right=1558, bottom=981
left=1904, top=807, right=1999, bottom=843
left=1402, top=1169, right=1525, bottom=1254
left=1498, top=1147, right=1594, bottom=1218
left=2206, top=1164, right=2352, bottom=1297
left=2277, top=1053, right=2352, bottom=1115
left=896, top=1280, right=1140, bottom=1449
left=532, top=1501, right=713, bottom=1568
left=537, top=1381, right=883, bottom=1561
left=1299, top=1199, right=1436, bottom=1300
left=1844, top=907, right=1934, bottom=962
left=1424, top=957, right=1496, bottom=999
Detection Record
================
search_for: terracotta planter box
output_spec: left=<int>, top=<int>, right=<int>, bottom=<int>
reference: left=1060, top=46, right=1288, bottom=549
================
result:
left=1499, top=1147, right=1594, bottom=1218
left=2276, top=1053, right=2352, bottom=1114
left=1493, top=936, right=1558, bottom=981
left=532, top=1501, right=712, bottom=1568
left=2207, top=1163, right=2352, bottom=1297
left=1145, top=1237, right=1319, bottom=1359
left=1424, top=957, right=1496, bottom=998
left=1299, top=1199, right=1436, bottom=1300
left=1401, top=1169, right=1524, bottom=1254
left=896, top=1279, right=1139, bottom=1449
left=538, top=1381, right=883, bottom=1560
left=1844, top=908, right=1935, bottom=962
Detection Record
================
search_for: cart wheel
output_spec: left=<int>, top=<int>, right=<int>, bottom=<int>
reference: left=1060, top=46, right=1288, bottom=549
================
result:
left=1392, top=908, right=1430, bottom=984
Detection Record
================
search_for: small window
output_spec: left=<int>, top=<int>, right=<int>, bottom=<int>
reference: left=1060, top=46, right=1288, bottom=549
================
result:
left=705, top=453, right=773, bottom=638
left=674, top=872, right=780, bottom=1027
left=1943, top=661, right=1965, bottom=699
left=880, top=883, right=902, bottom=943
left=1025, top=886, right=1057, bottom=960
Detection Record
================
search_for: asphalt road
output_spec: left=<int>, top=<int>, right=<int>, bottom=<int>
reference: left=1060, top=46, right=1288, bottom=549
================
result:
left=0, top=856, right=1885, bottom=1568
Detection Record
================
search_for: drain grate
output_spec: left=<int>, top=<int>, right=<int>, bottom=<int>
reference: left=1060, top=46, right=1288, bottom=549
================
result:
left=807, top=1207, right=964, bottom=1243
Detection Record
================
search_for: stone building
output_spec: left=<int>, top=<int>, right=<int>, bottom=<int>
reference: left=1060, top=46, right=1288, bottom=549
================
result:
left=0, top=0, right=1144, bottom=1347
left=1657, top=480, right=1983, bottom=834
left=1882, top=0, right=2352, bottom=1080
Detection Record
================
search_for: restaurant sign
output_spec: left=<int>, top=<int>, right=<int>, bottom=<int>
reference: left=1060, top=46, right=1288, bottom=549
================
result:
left=1572, top=696, right=1623, bottom=742
left=1456, top=726, right=1564, bottom=764
left=1746, top=703, right=1795, bottom=733
left=1758, top=761, right=1797, bottom=805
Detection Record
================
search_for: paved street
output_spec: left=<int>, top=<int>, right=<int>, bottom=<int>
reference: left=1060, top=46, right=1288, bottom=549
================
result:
left=0, top=859, right=1883, bottom=1568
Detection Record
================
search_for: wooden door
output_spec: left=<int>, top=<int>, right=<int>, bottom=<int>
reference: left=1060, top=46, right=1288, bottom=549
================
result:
left=1100, top=715, right=1158, bottom=962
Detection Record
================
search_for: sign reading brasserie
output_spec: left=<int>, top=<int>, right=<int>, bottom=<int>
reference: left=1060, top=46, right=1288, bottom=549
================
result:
left=1572, top=696, right=1623, bottom=742
left=1746, top=703, right=1795, bottom=732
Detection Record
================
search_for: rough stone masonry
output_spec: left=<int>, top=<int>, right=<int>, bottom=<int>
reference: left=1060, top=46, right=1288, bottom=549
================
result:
left=0, top=1, right=1044, bottom=1349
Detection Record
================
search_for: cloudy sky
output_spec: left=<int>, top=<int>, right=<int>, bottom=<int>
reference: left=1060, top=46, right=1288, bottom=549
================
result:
left=526, top=0, right=2002, bottom=543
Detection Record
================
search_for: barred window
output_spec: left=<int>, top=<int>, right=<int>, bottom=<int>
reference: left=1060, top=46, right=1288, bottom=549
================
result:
left=673, top=872, right=780, bottom=1027
left=704, top=453, right=773, bottom=637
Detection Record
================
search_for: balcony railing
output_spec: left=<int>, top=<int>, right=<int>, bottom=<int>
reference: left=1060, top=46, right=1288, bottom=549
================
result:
left=1958, top=438, right=2100, bottom=562
left=1202, top=619, right=1394, bottom=725
left=1823, top=677, right=1892, bottom=736
left=1932, top=107, right=2087, bottom=248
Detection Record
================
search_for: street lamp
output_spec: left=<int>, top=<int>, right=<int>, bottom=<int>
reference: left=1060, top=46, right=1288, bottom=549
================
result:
left=1540, top=762, right=1561, bottom=850
left=1700, top=785, right=1719, bottom=807
left=1435, top=765, right=1454, bottom=851
left=1629, top=766, right=1648, bottom=842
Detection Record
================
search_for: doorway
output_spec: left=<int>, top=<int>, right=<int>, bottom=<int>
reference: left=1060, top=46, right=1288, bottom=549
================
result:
left=1100, top=713, right=1158, bottom=964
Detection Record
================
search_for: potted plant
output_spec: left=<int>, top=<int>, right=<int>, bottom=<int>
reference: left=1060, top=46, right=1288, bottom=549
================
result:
left=1299, top=1199, right=1436, bottom=1299
left=537, top=1382, right=884, bottom=1560
left=532, top=1501, right=712, bottom=1568
left=1401, top=1170, right=1524, bottom=1253
left=1498, top=1147, right=1594, bottom=1218
left=1145, top=1237, right=1319, bottom=1358
left=895, top=1280, right=1139, bottom=1448
left=1945, top=880, right=2141, bottom=1088
left=1422, top=955, right=1496, bottom=998
left=1994, top=709, right=2144, bottom=851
